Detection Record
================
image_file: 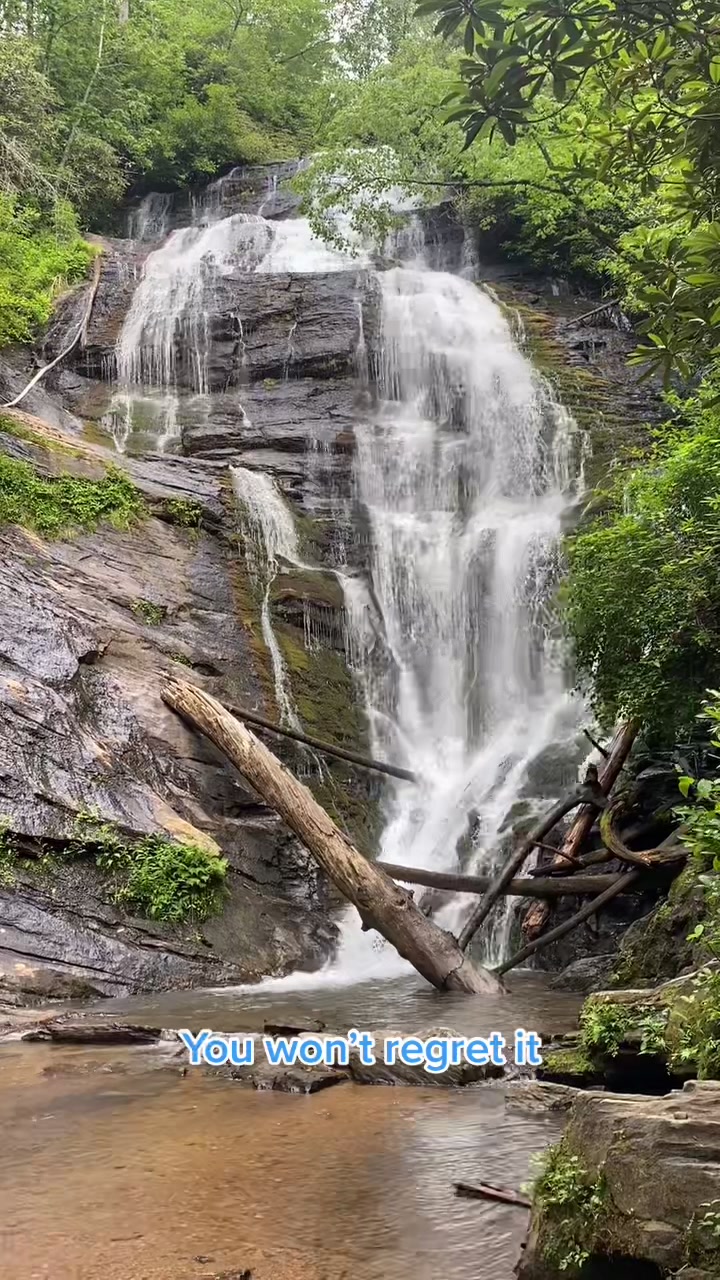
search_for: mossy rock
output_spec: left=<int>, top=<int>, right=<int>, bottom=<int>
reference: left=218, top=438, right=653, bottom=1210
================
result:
left=538, top=1042, right=601, bottom=1088
left=611, top=868, right=707, bottom=988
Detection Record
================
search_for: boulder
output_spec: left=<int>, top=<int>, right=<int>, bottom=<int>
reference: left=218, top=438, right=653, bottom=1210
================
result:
left=517, top=1082, right=720, bottom=1279
left=550, top=956, right=616, bottom=994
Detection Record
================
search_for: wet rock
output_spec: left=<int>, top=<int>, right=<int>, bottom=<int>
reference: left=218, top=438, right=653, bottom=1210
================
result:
left=0, top=962, right=105, bottom=1004
left=252, top=1065, right=346, bottom=1094
left=0, top=416, right=338, bottom=994
left=76, top=267, right=375, bottom=388
left=505, top=1081, right=580, bottom=1113
left=22, top=1018, right=163, bottom=1044
left=346, top=1025, right=505, bottom=1087
left=549, top=955, right=615, bottom=994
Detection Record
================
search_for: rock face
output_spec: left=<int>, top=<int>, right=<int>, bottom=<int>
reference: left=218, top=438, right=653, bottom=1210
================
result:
left=0, top=413, right=338, bottom=995
left=518, top=1082, right=720, bottom=1280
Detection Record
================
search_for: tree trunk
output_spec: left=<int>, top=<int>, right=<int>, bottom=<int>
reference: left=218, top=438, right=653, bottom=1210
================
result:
left=456, top=771, right=607, bottom=952
left=378, top=862, right=643, bottom=898
left=521, top=719, right=641, bottom=942
left=162, top=679, right=501, bottom=995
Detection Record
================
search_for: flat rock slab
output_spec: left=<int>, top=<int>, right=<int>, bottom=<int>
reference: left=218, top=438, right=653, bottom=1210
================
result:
left=22, top=1019, right=164, bottom=1044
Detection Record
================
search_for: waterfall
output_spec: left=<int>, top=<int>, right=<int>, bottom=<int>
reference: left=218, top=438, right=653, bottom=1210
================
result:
left=231, top=466, right=303, bottom=729
left=327, top=267, right=586, bottom=980
left=257, top=255, right=586, bottom=992
left=112, top=170, right=587, bottom=982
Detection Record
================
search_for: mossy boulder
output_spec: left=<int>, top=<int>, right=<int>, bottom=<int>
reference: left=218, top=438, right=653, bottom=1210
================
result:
left=519, top=1083, right=720, bottom=1279
left=612, top=868, right=708, bottom=989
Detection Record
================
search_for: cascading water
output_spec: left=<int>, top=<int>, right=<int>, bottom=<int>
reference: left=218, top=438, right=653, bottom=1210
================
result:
left=114, top=168, right=587, bottom=982
left=341, top=267, right=586, bottom=973
left=246, top=242, right=587, bottom=992
left=230, top=465, right=303, bottom=729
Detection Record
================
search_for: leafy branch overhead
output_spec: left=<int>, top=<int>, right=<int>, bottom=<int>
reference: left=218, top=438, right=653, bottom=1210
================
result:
left=417, top=0, right=720, bottom=381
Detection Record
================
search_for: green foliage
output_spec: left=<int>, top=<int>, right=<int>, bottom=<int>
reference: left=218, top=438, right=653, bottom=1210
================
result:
left=669, top=969, right=720, bottom=1080
left=677, top=696, right=720, bottom=906
left=159, top=497, right=203, bottom=528
left=131, top=599, right=167, bottom=626
left=0, top=194, right=93, bottom=346
left=70, top=809, right=228, bottom=923
left=533, top=1141, right=608, bottom=1272
left=0, top=820, right=17, bottom=888
left=0, top=455, right=144, bottom=537
left=564, top=381, right=720, bottom=739
left=418, top=0, right=720, bottom=381
left=579, top=996, right=669, bottom=1059
left=686, top=1203, right=720, bottom=1268
left=579, top=999, right=634, bottom=1058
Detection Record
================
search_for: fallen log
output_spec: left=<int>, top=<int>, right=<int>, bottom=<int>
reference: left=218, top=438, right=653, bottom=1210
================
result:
left=456, top=770, right=607, bottom=952
left=378, top=862, right=645, bottom=899
left=522, top=720, right=641, bottom=942
left=224, top=700, right=416, bottom=783
left=495, top=869, right=641, bottom=977
left=454, top=1182, right=531, bottom=1209
left=161, top=678, right=501, bottom=995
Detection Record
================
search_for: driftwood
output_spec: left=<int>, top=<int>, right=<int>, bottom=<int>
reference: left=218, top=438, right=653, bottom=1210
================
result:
left=522, top=720, right=640, bottom=942
left=495, top=869, right=641, bottom=977
left=454, top=1182, right=531, bottom=1209
left=378, top=862, right=648, bottom=899
left=599, top=799, right=687, bottom=868
left=456, top=769, right=607, bottom=952
left=161, top=678, right=501, bottom=995
left=224, top=700, right=416, bottom=783
left=562, top=720, right=641, bottom=862
left=2, top=250, right=103, bottom=409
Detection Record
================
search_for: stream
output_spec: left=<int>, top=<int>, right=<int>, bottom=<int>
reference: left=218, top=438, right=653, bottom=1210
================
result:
left=1, top=974, right=580, bottom=1280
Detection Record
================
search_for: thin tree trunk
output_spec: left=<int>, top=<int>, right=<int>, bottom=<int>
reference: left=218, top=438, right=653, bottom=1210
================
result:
left=162, top=679, right=501, bottom=995
left=60, top=0, right=109, bottom=173
left=495, top=870, right=641, bottom=977
left=378, top=862, right=645, bottom=898
left=224, top=700, right=416, bottom=782
left=456, top=770, right=607, bottom=952
left=522, top=719, right=641, bottom=942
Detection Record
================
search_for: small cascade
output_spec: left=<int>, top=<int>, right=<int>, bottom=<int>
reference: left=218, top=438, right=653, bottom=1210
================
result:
left=230, top=465, right=304, bottom=729
left=126, top=191, right=172, bottom=242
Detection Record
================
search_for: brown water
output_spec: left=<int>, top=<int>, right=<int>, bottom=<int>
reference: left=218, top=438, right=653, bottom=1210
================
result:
left=0, top=974, right=579, bottom=1280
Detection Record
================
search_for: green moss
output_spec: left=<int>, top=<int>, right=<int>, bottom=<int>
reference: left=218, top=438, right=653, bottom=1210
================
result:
left=131, top=598, right=167, bottom=626
left=169, top=651, right=193, bottom=667
left=0, top=414, right=84, bottom=458
left=542, top=1045, right=595, bottom=1078
left=0, top=453, right=144, bottom=538
left=611, top=867, right=706, bottom=987
left=158, top=497, right=203, bottom=528
left=0, top=820, right=17, bottom=888
left=533, top=1140, right=610, bottom=1273
left=69, top=810, right=227, bottom=923
left=275, top=621, right=378, bottom=851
